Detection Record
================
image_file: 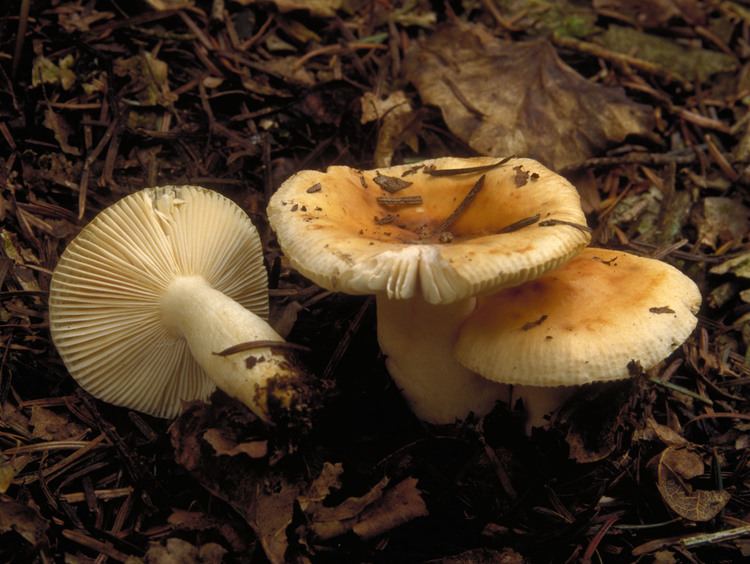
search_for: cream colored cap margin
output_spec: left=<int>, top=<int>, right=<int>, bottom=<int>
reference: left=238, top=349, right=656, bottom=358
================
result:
left=455, top=248, right=702, bottom=386
left=268, top=157, right=590, bottom=304
left=49, top=186, right=269, bottom=418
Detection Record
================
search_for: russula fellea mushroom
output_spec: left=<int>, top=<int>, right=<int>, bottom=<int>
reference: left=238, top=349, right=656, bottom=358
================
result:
left=268, top=156, right=591, bottom=423
left=454, top=248, right=702, bottom=430
left=50, top=186, right=316, bottom=424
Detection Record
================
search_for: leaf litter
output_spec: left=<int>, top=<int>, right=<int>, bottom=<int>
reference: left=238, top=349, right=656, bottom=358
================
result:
left=2, top=0, right=750, bottom=562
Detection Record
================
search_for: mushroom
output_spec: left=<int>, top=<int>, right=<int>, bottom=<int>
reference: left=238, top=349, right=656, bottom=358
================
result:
left=454, top=248, right=702, bottom=430
left=267, top=156, right=591, bottom=423
left=50, top=186, right=316, bottom=424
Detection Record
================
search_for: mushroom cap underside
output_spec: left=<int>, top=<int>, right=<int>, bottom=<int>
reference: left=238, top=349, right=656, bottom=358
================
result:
left=455, top=248, right=702, bottom=386
left=49, top=186, right=269, bottom=418
left=268, top=156, right=591, bottom=304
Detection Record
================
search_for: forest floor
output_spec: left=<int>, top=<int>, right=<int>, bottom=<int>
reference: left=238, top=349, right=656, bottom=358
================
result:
left=2, top=1, right=750, bottom=563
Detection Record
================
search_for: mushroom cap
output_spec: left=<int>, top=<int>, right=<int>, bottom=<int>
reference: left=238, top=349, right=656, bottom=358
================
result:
left=454, top=248, right=702, bottom=386
left=49, top=186, right=269, bottom=418
left=268, top=157, right=590, bottom=304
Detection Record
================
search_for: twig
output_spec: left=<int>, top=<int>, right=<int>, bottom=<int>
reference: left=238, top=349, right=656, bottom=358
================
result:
left=434, top=174, right=486, bottom=234
left=213, top=340, right=311, bottom=356
left=12, top=0, right=30, bottom=78
left=552, top=34, right=691, bottom=89
left=323, top=297, right=373, bottom=381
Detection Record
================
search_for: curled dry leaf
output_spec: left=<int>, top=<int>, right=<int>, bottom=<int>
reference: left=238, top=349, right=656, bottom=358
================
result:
left=202, top=428, right=268, bottom=459
left=710, top=253, right=750, bottom=278
left=31, top=54, right=76, bottom=90
left=300, top=472, right=428, bottom=541
left=404, top=23, right=653, bottom=170
left=655, top=446, right=731, bottom=522
left=360, top=91, right=419, bottom=167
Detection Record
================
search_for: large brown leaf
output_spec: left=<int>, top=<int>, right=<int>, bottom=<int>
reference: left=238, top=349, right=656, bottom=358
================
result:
left=404, top=23, right=653, bottom=170
left=654, top=446, right=731, bottom=522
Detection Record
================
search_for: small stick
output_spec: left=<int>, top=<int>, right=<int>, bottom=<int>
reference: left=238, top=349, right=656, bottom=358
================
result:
left=424, top=156, right=513, bottom=177
left=377, top=195, right=423, bottom=206
left=213, top=340, right=311, bottom=356
left=497, top=213, right=540, bottom=233
left=433, top=174, right=486, bottom=234
left=442, top=76, right=486, bottom=117
left=538, top=219, right=592, bottom=233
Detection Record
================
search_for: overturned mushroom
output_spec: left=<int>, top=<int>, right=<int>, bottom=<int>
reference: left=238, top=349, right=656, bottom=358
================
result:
left=268, top=157, right=591, bottom=423
left=454, top=248, right=702, bottom=430
left=50, top=186, right=317, bottom=424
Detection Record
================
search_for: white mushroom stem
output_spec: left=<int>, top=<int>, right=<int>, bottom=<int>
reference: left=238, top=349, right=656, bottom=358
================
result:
left=510, top=385, right=578, bottom=435
left=376, top=295, right=509, bottom=424
left=160, top=275, right=301, bottom=422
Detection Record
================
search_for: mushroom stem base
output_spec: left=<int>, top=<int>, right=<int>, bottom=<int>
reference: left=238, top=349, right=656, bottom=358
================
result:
left=161, top=275, right=315, bottom=424
left=376, top=295, right=509, bottom=424
left=511, top=385, right=577, bottom=434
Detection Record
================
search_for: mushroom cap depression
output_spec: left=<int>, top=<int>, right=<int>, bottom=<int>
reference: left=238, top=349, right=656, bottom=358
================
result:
left=49, top=186, right=269, bottom=418
left=454, top=248, right=702, bottom=386
left=267, top=157, right=591, bottom=304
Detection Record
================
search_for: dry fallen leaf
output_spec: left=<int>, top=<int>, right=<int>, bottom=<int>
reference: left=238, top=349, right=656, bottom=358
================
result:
left=360, top=91, right=419, bottom=167
left=203, top=428, right=268, bottom=459
left=404, top=22, right=653, bottom=170
left=114, top=52, right=177, bottom=106
left=30, top=406, right=87, bottom=441
left=31, top=54, right=76, bottom=90
left=299, top=467, right=428, bottom=542
left=696, top=197, right=749, bottom=250
left=654, top=446, right=731, bottom=522
left=710, top=253, right=750, bottom=278
left=351, top=477, right=429, bottom=540
left=0, top=497, right=49, bottom=547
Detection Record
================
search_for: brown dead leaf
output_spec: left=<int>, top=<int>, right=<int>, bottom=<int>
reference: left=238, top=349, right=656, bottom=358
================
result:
left=114, top=52, right=177, bottom=106
left=351, top=477, right=429, bottom=540
left=43, top=108, right=80, bottom=156
left=696, top=197, right=749, bottom=250
left=0, top=497, right=49, bottom=546
left=637, top=416, right=688, bottom=447
left=655, top=446, right=731, bottom=522
left=167, top=509, right=248, bottom=553
left=170, top=398, right=299, bottom=564
left=299, top=468, right=428, bottom=541
left=56, top=1, right=114, bottom=32
left=360, top=91, right=418, bottom=167
left=404, top=22, right=653, bottom=170
left=30, top=406, right=86, bottom=441
left=203, top=428, right=268, bottom=459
